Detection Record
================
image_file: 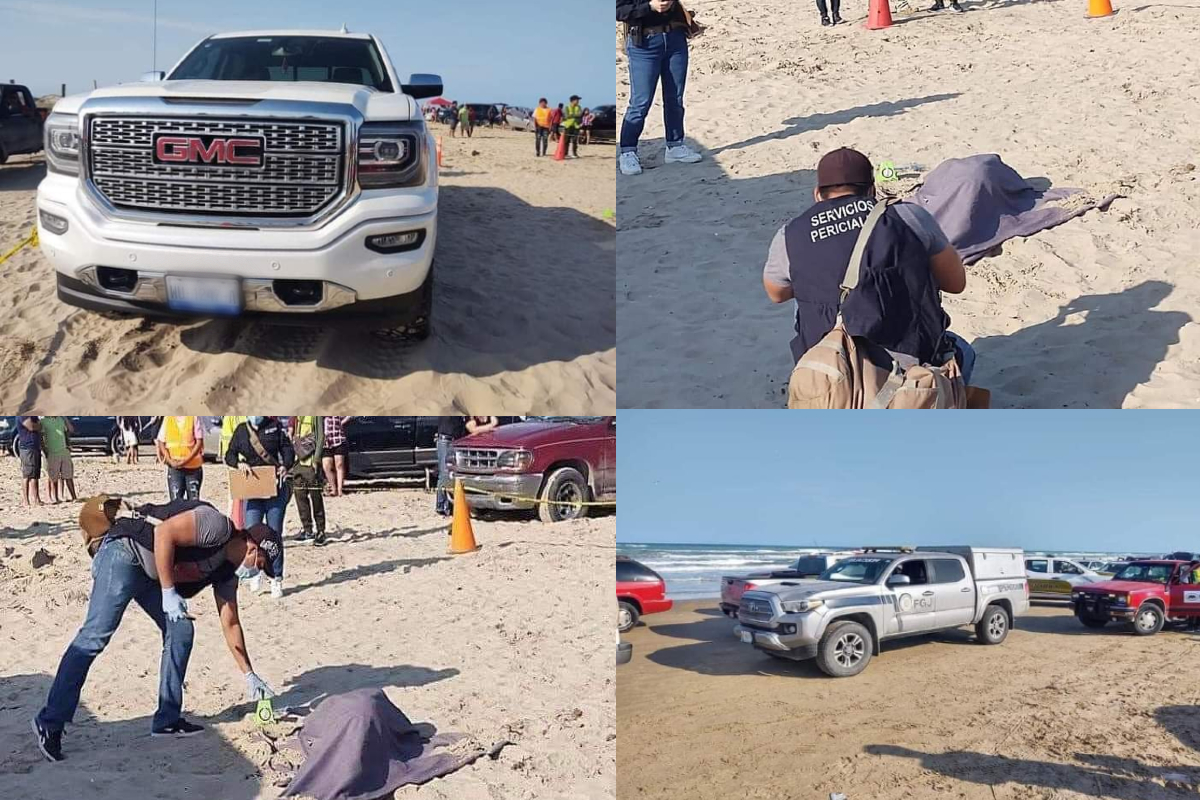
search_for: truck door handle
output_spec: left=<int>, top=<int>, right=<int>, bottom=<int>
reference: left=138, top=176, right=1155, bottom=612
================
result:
left=961, top=587, right=971, bottom=592
left=922, top=591, right=935, bottom=596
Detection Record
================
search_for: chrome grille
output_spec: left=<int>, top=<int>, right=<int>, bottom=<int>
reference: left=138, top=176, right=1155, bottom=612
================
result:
left=454, top=448, right=500, bottom=471
left=739, top=597, right=776, bottom=624
left=87, top=116, right=346, bottom=217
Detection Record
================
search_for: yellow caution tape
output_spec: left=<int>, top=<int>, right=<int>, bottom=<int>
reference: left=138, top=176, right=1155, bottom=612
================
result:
left=0, top=225, right=38, bottom=265
left=345, top=480, right=615, bottom=507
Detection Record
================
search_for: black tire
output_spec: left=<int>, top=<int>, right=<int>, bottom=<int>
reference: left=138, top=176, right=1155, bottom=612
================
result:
left=815, top=620, right=873, bottom=678
left=1076, top=608, right=1109, bottom=629
left=1130, top=603, right=1165, bottom=636
left=975, top=604, right=1010, bottom=644
left=537, top=467, right=589, bottom=523
left=618, top=601, right=639, bottom=633
left=109, top=430, right=123, bottom=457
left=370, top=263, right=434, bottom=343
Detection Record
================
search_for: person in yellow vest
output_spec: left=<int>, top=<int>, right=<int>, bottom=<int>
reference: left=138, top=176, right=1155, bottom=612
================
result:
left=287, top=415, right=327, bottom=546
left=561, top=95, right=584, bottom=159
left=155, top=416, right=205, bottom=501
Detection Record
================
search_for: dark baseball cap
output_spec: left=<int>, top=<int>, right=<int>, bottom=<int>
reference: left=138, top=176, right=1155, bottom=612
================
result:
left=817, top=148, right=874, bottom=189
left=245, top=523, right=283, bottom=578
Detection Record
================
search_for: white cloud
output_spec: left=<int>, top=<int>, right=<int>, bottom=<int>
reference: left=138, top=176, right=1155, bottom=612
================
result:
left=0, top=1, right=212, bottom=34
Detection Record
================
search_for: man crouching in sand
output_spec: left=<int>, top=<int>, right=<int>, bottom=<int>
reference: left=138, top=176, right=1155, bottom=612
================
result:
left=32, top=496, right=282, bottom=761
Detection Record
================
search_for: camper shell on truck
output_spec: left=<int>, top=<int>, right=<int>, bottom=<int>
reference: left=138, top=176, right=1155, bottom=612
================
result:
left=735, top=546, right=1030, bottom=677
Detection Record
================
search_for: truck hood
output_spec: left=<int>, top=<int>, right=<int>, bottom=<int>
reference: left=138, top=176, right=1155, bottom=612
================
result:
left=52, top=80, right=418, bottom=120
left=1077, top=580, right=1165, bottom=595
left=752, top=579, right=873, bottom=602
left=459, top=421, right=609, bottom=450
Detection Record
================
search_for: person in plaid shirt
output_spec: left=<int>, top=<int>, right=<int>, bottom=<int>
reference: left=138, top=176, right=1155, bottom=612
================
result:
left=321, top=417, right=353, bottom=497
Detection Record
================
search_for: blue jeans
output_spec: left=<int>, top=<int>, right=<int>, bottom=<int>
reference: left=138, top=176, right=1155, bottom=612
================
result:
left=167, top=466, right=203, bottom=501
left=245, top=485, right=291, bottom=577
left=620, top=30, right=689, bottom=153
left=38, top=538, right=195, bottom=733
left=435, top=435, right=452, bottom=515
left=944, top=331, right=977, bottom=385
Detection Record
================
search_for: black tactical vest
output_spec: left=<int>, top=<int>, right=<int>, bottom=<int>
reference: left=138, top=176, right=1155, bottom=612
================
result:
left=783, top=195, right=951, bottom=363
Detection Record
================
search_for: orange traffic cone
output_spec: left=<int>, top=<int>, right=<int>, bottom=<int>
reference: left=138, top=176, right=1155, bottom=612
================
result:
left=553, top=132, right=568, bottom=162
left=1087, top=0, right=1113, bottom=17
left=448, top=479, right=481, bottom=555
left=866, top=0, right=893, bottom=29
left=436, top=136, right=444, bottom=168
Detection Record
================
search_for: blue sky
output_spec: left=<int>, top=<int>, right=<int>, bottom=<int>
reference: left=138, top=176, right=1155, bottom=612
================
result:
left=618, top=411, right=1200, bottom=553
left=0, top=0, right=611, bottom=106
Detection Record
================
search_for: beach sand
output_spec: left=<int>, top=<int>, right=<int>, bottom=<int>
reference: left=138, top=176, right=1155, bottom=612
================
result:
left=0, top=125, right=615, bottom=413
left=616, top=0, right=1200, bottom=408
left=0, top=455, right=615, bottom=800
left=618, top=599, right=1200, bottom=799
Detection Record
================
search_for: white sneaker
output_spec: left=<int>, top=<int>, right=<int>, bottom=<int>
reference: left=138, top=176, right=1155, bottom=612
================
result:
left=247, top=573, right=262, bottom=594
left=619, top=151, right=643, bottom=176
left=269, top=578, right=283, bottom=599
left=664, top=144, right=702, bottom=164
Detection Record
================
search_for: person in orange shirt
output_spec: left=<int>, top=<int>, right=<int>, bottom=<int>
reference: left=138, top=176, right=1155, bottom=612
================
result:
left=156, top=416, right=206, bottom=501
left=533, top=98, right=553, bottom=157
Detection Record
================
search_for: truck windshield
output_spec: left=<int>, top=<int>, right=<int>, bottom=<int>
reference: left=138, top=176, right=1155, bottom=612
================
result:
left=820, top=558, right=891, bottom=584
left=1111, top=564, right=1174, bottom=584
left=169, top=36, right=393, bottom=91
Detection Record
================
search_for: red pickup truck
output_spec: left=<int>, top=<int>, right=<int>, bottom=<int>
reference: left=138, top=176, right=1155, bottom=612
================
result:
left=1073, top=559, right=1200, bottom=635
left=449, top=416, right=615, bottom=523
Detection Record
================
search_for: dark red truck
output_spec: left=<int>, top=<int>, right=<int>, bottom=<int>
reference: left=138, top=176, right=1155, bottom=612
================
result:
left=448, top=416, right=615, bottom=522
left=1073, top=560, right=1200, bottom=635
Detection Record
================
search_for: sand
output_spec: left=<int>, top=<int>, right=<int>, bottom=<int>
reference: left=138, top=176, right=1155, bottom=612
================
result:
left=0, top=125, right=615, bottom=413
left=618, top=599, right=1200, bottom=799
left=0, top=455, right=615, bottom=800
left=616, top=0, right=1200, bottom=408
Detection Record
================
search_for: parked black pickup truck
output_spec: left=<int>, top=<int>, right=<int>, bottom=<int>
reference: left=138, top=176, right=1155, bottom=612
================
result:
left=0, top=84, right=45, bottom=164
left=1, top=416, right=160, bottom=457
left=344, top=416, right=521, bottom=482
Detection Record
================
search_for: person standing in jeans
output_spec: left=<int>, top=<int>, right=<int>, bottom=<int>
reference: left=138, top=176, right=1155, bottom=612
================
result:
left=617, top=0, right=702, bottom=176
left=287, top=415, right=327, bottom=546
left=225, top=417, right=295, bottom=598
left=16, top=415, right=42, bottom=507
left=435, top=416, right=467, bottom=516
left=533, top=98, right=553, bottom=157
left=156, top=416, right=205, bottom=501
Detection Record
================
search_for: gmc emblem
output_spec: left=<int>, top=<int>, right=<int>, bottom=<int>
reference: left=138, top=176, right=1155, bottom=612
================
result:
left=152, top=133, right=265, bottom=167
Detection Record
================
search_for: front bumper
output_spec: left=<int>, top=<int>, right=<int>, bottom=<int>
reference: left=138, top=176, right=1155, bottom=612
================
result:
left=734, top=610, right=825, bottom=655
left=450, top=472, right=543, bottom=511
left=1074, top=596, right=1135, bottom=620
left=37, top=172, right=437, bottom=325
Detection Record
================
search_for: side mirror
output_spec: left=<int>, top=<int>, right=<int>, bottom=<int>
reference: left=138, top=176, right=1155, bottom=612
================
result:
left=887, top=574, right=912, bottom=586
left=402, top=73, right=443, bottom=100
left=140, top=71, right=166, bottom=83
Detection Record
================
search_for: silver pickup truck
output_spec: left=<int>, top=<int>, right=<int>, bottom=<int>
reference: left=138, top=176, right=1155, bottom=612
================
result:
left=735, top=547, right=1029, bottom=677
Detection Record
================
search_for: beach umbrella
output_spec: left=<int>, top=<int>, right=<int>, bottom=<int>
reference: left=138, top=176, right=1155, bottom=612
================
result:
left=424, top=97, right=452, bottom=108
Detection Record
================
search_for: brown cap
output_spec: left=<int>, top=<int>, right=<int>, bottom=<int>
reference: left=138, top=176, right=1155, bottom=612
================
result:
left=817, top=148, right=874, bottom=189
left=80, top=495, right=122, bottom=538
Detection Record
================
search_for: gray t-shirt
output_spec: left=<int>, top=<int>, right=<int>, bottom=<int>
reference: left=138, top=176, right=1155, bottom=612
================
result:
left=127, top=504, right=233, bottom=586
left=762, top=201, right=951, bottom=288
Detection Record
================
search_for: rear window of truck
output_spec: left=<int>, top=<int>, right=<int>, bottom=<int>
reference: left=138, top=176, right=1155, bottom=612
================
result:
left=170, top=36, right=393, bottom=91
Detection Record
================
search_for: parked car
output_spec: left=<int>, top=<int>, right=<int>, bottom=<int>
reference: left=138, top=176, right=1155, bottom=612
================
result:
left=4, top=416, right=160, bottom=457
left=617, top=556, right=672, bottom=633
left=720, top=551, right=860, bottom=618
left=504, top=106, right=535, bottom=132
left=0, top=83, right=44, bottom=164
left=735, top=547, right=1030, bottom=677
left=449, top=416, right=615, bottom=522
left=0, top=416, right=18, bottom=454
left=1094, top=561, right=1129, bottom=576
left=38, top=30, right=442, bottom=340
left=589, top=104, right=616, bottom=143
left=1073, top=560, right=1200, bottom=635
left=1025, top=555, right=1104, bottom=599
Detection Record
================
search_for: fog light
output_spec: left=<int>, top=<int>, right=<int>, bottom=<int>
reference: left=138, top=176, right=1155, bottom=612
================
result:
left=365, top=229, right=425, bottom=254
left=39, top=209, right=68, bottom=235
left=782, top=624, right=797, bottom=634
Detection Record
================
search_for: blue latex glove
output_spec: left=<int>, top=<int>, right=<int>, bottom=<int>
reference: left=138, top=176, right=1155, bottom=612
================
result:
left=161, top=587, right=189, bottom=622
left=245, top=671, right=276, bottom=700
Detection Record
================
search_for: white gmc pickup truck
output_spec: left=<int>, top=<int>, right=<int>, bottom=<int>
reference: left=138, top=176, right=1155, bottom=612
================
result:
left=37, top=30, right=442, bottom=340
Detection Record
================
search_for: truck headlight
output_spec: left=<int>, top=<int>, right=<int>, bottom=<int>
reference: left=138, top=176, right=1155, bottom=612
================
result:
left=781, top=598, right=824, bottom=614
left=495, top=449, right=533, bottom=471
left=357, top=122, right=425, bottom=189
left=45, top=113, right=81, bottom=176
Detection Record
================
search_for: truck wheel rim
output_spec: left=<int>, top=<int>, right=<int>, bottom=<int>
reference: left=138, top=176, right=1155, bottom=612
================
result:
left=618, top=608, right=632, bottom=628
left=556, top=482, right=583, bottom=513
left=988, top=613, right=1006, bottom=639
left=834, top=633, right=865, bottom=667
left=1137, top=609, right=1158, bottom=631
